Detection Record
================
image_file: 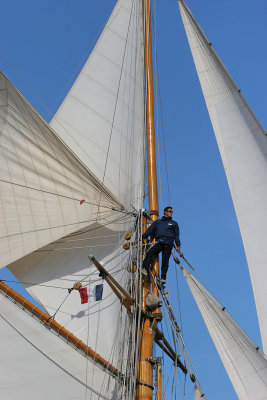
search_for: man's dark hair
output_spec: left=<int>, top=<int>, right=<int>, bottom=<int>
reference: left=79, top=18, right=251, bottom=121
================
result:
left=164, top=206, right=172, bottom=212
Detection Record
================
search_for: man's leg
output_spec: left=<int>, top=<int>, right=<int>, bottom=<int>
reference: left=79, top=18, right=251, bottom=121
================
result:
left=161, top=244, right=173, bottom=280
left=142, top=242, right=163, bottom=275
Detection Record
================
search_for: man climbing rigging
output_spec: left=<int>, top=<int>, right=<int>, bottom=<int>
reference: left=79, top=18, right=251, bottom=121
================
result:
left=142, top=206, right=180, bottom=285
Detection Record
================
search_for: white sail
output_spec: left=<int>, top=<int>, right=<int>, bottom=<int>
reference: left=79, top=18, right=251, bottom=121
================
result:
left=0, top=67, right=133, bottom=369
left=178, top=0, right=267, bottom=352
left=0, top=71, right=119, bottom=269
left=182, top=267, right=267, bottom=400
left=50, top=0, right=145, bottom=211
left=0, top=290, right=120, bottom=400
left=0, top=0, right=145, bottom=385
left=7, top=232, right=133, bottom=364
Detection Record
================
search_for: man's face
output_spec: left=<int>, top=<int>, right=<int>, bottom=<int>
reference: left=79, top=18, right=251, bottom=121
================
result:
left=164, top=208, right=173, bottom=217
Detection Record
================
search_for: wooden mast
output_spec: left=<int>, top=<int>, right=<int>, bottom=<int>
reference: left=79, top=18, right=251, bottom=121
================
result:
left=136, top=1, right=160, bottom=399
left=144, top=0, right=158, bottom=214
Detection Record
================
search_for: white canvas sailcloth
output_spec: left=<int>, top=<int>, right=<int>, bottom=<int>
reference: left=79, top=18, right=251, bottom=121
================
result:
left=0, top=69, right=130, bottom=365
left=0, top=290, right=119, bottom=400
left=50, top=0, right=145, bottom=211
left=0, top=72, right=120, bottom=269
left=178, top=0, right=267, bottom=353
left=0, top=0, right=145, bottom=396
left=182, top=267, right=267, bottom=400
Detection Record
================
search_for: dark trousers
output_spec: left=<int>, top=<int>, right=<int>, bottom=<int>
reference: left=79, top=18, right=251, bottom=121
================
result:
left=142, top=241, right=173, bottom=280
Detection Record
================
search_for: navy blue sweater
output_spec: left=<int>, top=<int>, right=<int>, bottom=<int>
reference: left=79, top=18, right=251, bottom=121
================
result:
left=142, top=216, right=180, bottom=247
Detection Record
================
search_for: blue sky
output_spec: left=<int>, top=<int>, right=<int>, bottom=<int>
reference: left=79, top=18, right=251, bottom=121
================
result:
left=0, top=0, right=266, bottom=399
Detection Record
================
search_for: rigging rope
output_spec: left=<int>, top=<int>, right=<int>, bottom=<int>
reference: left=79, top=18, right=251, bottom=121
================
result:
left=95, top=0, right=136, bottom=225
left=2, top=212, right=131, bottom=242
left=155, top=52, right=171, bottom=205
left=0, top=179, right=125, bottom=215
left=149, top=8, right=172, bottom=205
left=151, top=271, right=206, bottom=398
left=175, top=263, right=183, bottom=333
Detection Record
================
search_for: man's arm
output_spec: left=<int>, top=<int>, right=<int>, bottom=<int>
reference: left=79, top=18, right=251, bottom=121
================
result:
left=174, top=222, right=181, bottom=250
left=142, top=220, right=157, bottom=240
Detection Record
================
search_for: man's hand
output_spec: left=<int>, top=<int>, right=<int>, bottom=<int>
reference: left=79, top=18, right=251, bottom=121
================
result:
left=176, top=246, right=180, bottom=253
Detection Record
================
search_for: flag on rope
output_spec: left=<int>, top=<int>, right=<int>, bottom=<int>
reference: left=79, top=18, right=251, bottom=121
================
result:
left=78, top=284, right=103, bottom=304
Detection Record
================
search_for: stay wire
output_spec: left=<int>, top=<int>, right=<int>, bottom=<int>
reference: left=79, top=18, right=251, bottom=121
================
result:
left=152, top=5, right=163, bottom=215
left=174, top=261, right=183, bottom=333
left=0, top=13, right=120, bottom=176
left=0, top=179, right=121, bottom=215
left=0, top=279, right=69, bottom=290
left=48, top=291, right=72, bottom=321
left=2, top=211, right=131, bottom=241
left=0, top=314, right=111, bottom=400
left=151, top=272, right=206, bottom=397
left=155, top=39, right=171, bottom=204
left=95, top=0, right=136, bottom=224
left=50, top=23, right=110, bottom=116
left=0, top=53, right=56, bottom=121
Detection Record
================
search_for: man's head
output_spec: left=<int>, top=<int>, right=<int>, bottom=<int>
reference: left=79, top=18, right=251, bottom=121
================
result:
left=164, top=206, right=173, bottom=217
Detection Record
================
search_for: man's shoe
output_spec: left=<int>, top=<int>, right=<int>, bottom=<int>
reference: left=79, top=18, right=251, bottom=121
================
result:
left=142, top=268, right=152, bottom=283
left=142, top=268, right=148, bottom=277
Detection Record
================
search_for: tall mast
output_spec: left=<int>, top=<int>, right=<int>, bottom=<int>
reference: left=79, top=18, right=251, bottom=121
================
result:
left=144, top=0, right=158, bottom=214
left=136, top=1, right=160, bottom=399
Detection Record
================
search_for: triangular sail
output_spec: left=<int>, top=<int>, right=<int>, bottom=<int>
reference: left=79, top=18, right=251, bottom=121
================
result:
left=178, top=0, right=267, bottom=352
left=0, top=71, right=119, bottom=269
left=50, top=0, right=145, bottom=210
left=182, top=267, right=267, bottom=400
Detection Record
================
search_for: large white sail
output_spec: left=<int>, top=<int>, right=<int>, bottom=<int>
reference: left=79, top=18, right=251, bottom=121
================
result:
left=182, top=267, right=267, bottom=400
left=0, top=67, right=131, bottom=369
left=50, top=0, right=145, bottom=211
left=0, top=71, right=119, bottom=269
left=0, top=290, right=120, bottom=400
left=178, top=0, right=267, bottom=352
left=0, top=0, right=145, bottom=389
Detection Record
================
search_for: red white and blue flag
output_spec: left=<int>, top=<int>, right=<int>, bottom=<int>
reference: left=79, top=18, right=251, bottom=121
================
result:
left=78, top=284, right=103, bottom=304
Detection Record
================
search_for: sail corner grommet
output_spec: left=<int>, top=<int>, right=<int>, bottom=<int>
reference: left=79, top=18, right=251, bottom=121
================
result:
left=123, top=242, right=130, bottom=250
left=124, top=231, right=132, bottom=240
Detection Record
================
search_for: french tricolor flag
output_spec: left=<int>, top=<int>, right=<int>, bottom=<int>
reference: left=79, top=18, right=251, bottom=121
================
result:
left=78, top=284, right=103, bottom=304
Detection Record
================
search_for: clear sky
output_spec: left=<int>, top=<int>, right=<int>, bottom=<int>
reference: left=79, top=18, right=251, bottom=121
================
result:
left=0, top=1, right=266, bottom=399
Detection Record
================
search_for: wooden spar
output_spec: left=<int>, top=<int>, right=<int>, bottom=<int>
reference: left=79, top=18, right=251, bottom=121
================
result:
left=136, top=1, right=160, bottom=399
left=0, top=281, right=121, bottom=379
left=143, top=0, right=160, bottom=308
left=137, top=211, right=153, bottom=399
left=90, top=256, right=147, bottom=315
left=144, top=0, right=158, bottom=213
